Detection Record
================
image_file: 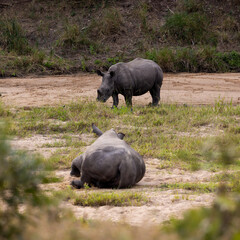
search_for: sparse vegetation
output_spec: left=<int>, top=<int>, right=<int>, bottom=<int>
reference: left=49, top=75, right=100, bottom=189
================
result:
left=158, top=182, right=218, bottom=193
left=0, top=124, right=52, bottom=239
left=146, top=47, right=240, bottom=72
left=1, top=111, right=240, bottom=240
left=55, top=188, right=148, bottom=207
left=1, top=99, right=239, bottom=171
left=0, top=0, right=239, bottom=76
left=1, top=0, right=240, bottom=238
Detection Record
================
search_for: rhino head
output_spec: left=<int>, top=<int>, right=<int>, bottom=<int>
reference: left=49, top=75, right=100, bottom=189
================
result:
left=70, top=155, right=83, bottom=177
left=92, top=123, right=125, bottom=139
left=96, top=70, right=115, bottom=102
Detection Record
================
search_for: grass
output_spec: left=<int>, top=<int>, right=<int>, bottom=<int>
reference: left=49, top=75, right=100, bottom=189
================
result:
left=158, top=182, right=218, bottom=193
left=74, top=191, right=148, bottom=206
left=0, top=18, right=31, bottom=55
left=2, top=99, right=239, bottom=171
left=42, top=172, right=63, bottom=184
left=145, top=47, right=240, bottom=72
left=0, top=17, right=74, bottom=77
left=212, top=172, right=240, bottom=193
left=2, top=117, right=240, bottom=240
left=54, top=188, right=148, bottom=207
left=44, top=148, right=82, bottom=169
left=160, top=0, right=217, bottom=46
left=1, top=1, right=240, bottom=75
left=0, top=47, right=73, bottom=77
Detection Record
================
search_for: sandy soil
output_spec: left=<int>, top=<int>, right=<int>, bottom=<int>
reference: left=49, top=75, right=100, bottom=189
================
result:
left=2, top=72, right=239, bottom=226
left=0, top=73, right=240, bottom=107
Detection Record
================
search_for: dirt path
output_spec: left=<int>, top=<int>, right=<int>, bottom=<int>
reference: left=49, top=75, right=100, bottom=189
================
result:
left=1, top=73, right=240, bottom=107
left=2, top=73, right=239, bottom=226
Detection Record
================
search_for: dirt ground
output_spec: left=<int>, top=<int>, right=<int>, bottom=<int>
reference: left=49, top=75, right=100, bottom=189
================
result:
left=1, top=73, right=240, bottom=226
left=0, top=73, right=240, bottom=107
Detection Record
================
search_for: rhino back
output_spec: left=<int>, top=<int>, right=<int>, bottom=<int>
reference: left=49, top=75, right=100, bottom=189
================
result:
left=82, top=129, right=145, bottom=187
left=111, top=58, right=163, bottom=96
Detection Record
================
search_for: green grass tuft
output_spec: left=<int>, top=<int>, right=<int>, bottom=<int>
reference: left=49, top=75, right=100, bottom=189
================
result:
left=74, top=191, right=148, bottom=207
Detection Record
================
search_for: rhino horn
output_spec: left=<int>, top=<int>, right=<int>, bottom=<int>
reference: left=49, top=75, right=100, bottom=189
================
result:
left=96, top=70, right=104, bottom=77
left=92, top=123, right=103, bottom=136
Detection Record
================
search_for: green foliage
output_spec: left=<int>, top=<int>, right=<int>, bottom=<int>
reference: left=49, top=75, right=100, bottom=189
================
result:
left=137, top=2, right=150, bottom=31
left=89, top=7, right=124, bottom=37
left=74, top=191, right=148, bottom=207
left=168, top=197, right=240, bottom=240
left=159, top=182, right=218, bottom=193
left=57, top=188, right=149, bottom=207
left=146, top=47, right=240, bottom=72
left=6, top=100, right=240, bottom=170
left=42, top=172, right=63, bottom=184
left=162, top=0, right=217, bottom=45
left=0, top=124, right=51, bottom=239
left=57, top=23, right=100, bottom=52
left=213, top=172, right=240, bottom=193
left=221, top=51, right=240, bottom=71
left=163, top=12, right=210, bottom=44
left=0, top=47, right=72, bottom=77
left=0, top=18, right=31, bottom=55
left=61, top=24, right=81, bottom=46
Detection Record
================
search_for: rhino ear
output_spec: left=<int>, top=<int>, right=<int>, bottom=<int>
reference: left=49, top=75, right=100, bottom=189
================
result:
left=117, top=132, right=125, bottom=140
left=96, top=70, right=104, bottom=77
left=110, top=71, right=115, bottom=78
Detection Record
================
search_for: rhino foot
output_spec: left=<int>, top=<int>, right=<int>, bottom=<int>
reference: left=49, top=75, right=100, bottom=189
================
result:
left=71, top=180, right=83, bottom=189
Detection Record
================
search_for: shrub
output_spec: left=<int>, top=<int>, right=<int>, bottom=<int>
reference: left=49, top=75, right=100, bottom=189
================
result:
left=169, top=197, right=240, bottom=240
left=0, top=18, right=32, bottom=55
left=57, top=24, right=101, bottom=53
left=89, top=7, right=124, bottom=37
left=161, top=0, right=217, bottom=45
left=0, top=124, right=51, bottom=239
left=163, top=12, right=214, bottom=45
left=145, top=47, right=240, bottom=72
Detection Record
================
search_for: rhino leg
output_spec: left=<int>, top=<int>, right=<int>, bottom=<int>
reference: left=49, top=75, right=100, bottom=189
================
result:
left=150, top=84, right=160, bottom=106
left=71, top=173, right=91, bottom=189
left=118, top=160, right=136, bottom=188
left=124, top=92, right=133, bottom=107
left=112, top=93, right=119, bottom=108
left=71, top=180, right=84, bottom=189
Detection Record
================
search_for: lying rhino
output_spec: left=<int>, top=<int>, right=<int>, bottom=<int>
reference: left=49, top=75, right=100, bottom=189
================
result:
left=70, top=124, right=145, bottom=189
left=97, top=58, right=163, bottom=107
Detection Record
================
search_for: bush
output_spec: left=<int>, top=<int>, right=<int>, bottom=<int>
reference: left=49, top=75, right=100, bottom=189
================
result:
left=145, top=47, right=240, bottom=72
left=0, top=18, right=32, bottom=55
left=161, top=0, right=217, bottom=45
left=169, top=196, right=240, bottom=240
left=0, top=124, right=51, bottom=239
left=88, top=7, right=124, bottom=37
left=163, top=12, right=216, bottom=45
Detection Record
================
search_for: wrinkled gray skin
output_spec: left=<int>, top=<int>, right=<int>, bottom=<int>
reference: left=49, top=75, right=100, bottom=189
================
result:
left=70, top=124, right=145, bottom=189
left=97, top=58, right=163, bottom=107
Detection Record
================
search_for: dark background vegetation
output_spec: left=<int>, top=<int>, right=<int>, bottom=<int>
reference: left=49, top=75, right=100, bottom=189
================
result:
left=0, top=0, right=240, bottom=77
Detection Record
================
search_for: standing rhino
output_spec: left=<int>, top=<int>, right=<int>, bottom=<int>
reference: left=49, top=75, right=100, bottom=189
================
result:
left=70, top=124, right=145, bottom=189
left=96, top=58, right=163, bottom=107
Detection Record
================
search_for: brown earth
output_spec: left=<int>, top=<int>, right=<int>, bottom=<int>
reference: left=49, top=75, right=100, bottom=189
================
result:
left=1, top=73, right=240, bottom=107
left=1, top=73, right=240, bottom=226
